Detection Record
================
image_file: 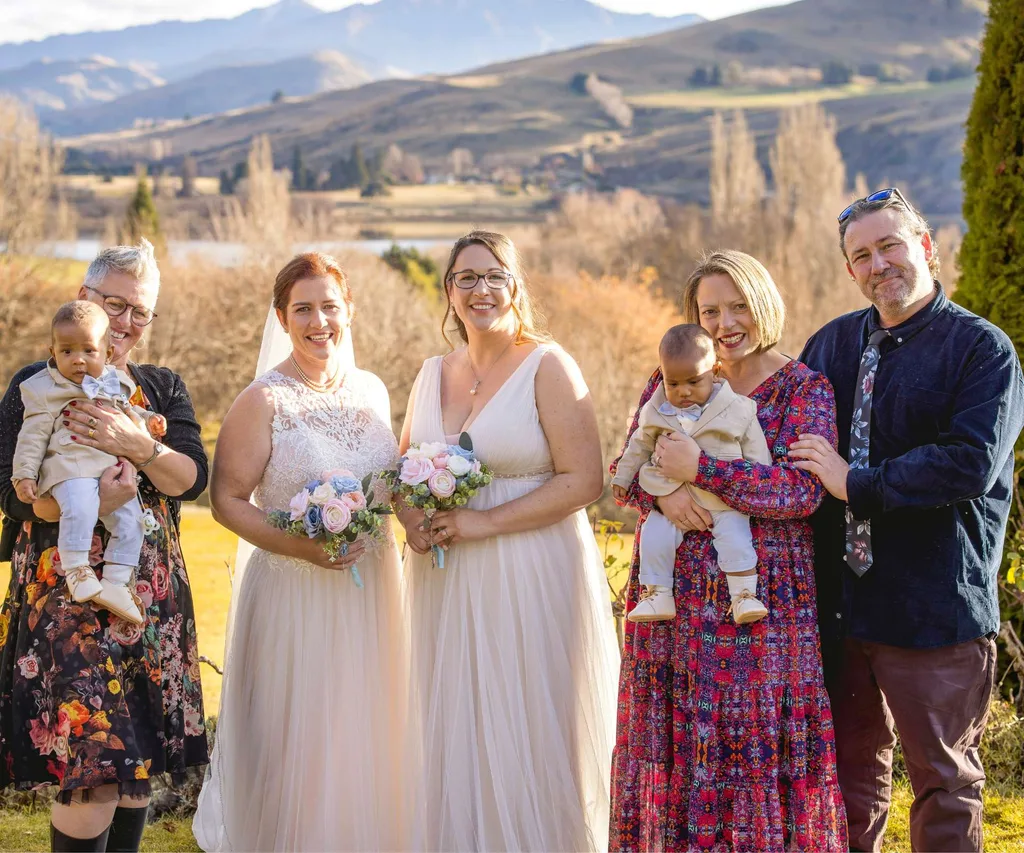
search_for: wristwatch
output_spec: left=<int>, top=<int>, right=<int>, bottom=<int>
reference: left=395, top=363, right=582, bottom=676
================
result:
left=137, top=441, right=165, bottom=470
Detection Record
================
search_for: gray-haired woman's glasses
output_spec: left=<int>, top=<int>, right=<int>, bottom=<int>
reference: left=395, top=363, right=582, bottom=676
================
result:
left=84, top=285, right=158, bottom=326
left=449, top=270, right=513, bottom=290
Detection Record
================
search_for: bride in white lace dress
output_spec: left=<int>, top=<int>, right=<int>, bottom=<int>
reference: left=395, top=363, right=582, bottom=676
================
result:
left=193, top=255, right=407, bottom=852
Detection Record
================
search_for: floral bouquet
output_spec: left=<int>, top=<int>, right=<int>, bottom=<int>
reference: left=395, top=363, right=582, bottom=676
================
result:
left=267, top=469, right=391, bottom=587
left=385, top=433, right=493, bottom=568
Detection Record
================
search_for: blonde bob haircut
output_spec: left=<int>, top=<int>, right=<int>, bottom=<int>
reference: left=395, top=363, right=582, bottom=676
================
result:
left=681, top=250, right=786, bottom=354
left=441, top=230, right=550, bottom=349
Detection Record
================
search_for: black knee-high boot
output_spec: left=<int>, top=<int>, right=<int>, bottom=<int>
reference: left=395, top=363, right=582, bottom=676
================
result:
left=104, top=806, right=149, bottom=852
left=50, top=823, right=110, bottom=852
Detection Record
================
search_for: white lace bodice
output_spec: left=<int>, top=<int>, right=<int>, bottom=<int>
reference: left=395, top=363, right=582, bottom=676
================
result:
left=252, top=369, right=399, bottom=541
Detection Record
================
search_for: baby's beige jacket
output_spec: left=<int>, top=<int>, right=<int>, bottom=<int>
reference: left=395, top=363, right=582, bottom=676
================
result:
left=612, top=379, right=772, bottom=511
left=12, top=362, right=140, bottom=496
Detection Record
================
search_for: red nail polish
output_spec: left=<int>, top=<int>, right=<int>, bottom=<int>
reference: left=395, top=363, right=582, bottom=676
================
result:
left=69, top=401, right=77, bottom=407
left=63, top=420, right=69, bottom=426
left=71, top=436, right=77, bottom=441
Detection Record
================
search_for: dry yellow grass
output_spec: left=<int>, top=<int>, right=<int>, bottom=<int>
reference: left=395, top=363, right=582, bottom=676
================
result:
left=627, top=80, right=956, bottom=111
left=314, top=182, right=551, bottom=211
left=59, top=174, right=220, bottom=198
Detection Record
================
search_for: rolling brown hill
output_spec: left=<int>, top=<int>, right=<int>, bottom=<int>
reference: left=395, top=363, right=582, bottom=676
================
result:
left=65, top=0, right=986, bottom=218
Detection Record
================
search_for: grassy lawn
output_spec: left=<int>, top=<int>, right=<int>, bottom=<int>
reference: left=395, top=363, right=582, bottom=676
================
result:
left=2, top=508, right=1022, bottom=851
left=2, top=783, right=1021, bottom=852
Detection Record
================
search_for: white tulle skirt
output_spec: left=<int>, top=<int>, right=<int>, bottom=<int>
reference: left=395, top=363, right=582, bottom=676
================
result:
left=404, top=477, right=621, bottom=852
left=193, top=538, right=409, bottom=852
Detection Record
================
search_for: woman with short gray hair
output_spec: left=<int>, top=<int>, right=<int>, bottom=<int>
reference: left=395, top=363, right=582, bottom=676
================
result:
left=0, top=239, right=209, bottom=851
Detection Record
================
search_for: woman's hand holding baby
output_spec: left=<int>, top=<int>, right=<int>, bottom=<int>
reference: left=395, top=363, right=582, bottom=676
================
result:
left=63, top=399, right=154, bottom=464
left=654, top=431, right=701, bottom=482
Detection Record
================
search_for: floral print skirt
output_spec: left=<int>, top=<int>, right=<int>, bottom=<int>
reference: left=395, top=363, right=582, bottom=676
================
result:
left=0, top=484, right=207, bottom=801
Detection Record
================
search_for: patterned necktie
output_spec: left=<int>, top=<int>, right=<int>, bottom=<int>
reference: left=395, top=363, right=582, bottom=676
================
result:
left=845, top=328, right=890, bottom=576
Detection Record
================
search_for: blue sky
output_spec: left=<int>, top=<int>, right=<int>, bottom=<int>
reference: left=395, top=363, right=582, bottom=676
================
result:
left=0, top=0, right=795, bottom=45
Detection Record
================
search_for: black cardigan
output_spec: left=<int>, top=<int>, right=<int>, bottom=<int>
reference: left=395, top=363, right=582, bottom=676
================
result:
left=0, top=360, right=209, bottom=561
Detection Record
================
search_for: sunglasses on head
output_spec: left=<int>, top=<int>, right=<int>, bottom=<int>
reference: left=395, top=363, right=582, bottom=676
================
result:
left=838, top=187, right=909, bottom=224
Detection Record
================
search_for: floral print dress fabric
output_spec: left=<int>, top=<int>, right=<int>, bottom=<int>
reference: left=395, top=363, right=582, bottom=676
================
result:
left=0, top=381, right=207, bottom=801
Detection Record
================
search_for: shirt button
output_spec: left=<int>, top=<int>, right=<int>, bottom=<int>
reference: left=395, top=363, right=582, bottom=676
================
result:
left=897, top=337, right=903, bottom=343
left=835, top=612, right=842, bottom=619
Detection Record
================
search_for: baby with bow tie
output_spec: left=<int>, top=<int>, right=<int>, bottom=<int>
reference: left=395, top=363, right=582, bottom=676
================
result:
left=612, top=324, right=772, bottom=625
left=11, top=301, right=166, bottom=625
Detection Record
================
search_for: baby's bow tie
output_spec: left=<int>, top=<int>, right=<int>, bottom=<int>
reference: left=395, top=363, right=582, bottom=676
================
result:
left=658, top=400, right=703, bottom=419
left=82, top=370, right=121, bottom=400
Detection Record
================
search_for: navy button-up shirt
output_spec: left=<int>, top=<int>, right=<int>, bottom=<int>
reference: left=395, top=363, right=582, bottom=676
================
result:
left=800, top=285, right=1024, bottom=649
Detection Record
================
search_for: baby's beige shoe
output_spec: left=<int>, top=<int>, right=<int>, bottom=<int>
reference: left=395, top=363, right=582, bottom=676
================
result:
left=627, top=585, right=676, bottom=622
left=93, top=578, right=145, bottom=625
left=65, top=565, right=102, bottom=603
left=732, top=590, right=768, bottom=625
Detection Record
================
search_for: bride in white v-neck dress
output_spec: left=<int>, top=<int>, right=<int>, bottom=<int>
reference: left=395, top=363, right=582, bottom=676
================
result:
left=397, top=233, right=619, bottom=852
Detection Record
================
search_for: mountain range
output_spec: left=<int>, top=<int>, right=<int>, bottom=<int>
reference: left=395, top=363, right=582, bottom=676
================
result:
left=41, top=51, right=372, bottom=136
left=0, top=0, right=702, bottom=94
left=59, top=0, right=985, bottom=218
left=0, top=0, right=703, bottom=133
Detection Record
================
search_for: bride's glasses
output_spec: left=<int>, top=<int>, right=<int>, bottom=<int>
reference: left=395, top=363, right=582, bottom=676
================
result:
left=449, top=269, right=513, bottom=290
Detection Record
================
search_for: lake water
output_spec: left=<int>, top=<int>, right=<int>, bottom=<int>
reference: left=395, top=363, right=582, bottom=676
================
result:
left=33, top=238, right=446, bottom=266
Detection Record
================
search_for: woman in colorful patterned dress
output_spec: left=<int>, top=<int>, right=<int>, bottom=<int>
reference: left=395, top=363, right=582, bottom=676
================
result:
left=0, top=241, right=208, bottom=851
left=609, top=251, right=847, bottom=851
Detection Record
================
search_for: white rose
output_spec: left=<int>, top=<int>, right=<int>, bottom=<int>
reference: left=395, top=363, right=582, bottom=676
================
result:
left=310, top=482, right=336, bottom=505
left=446, top=455, right=472, bottom=476
left=407, top=441, right=447, bottom=461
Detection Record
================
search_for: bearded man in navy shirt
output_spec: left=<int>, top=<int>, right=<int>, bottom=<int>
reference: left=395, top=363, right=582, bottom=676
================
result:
left=792, top=188, right=1024, bottom=853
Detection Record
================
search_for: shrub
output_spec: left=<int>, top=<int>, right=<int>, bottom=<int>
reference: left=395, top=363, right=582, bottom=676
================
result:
left=956, top=0, right=1024, bottom=704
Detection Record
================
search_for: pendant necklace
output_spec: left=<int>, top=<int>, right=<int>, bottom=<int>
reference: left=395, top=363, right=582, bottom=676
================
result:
left=467, top=339, right=516, bottom=396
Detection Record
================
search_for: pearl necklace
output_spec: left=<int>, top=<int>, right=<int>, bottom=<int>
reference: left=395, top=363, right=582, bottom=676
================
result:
left=290, top=355, right=343, bottom=393
left=467, top=339, right=516, bottom=396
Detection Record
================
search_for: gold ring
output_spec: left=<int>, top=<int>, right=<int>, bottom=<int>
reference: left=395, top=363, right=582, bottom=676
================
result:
left=88, top=416, right=98, bottom=428
left=89, top=428, right=96, bottom=438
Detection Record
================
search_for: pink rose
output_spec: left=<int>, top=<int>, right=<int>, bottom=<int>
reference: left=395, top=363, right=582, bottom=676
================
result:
left=56, top=708, right=70, bottom=738
left=471, top=460, right=482, bottom=475
left=432, top=453, right=450, bottom=469
left=427, top=468, right=457, bottom=499
left=341, top=491, right=367, bottom=511
left=29, top=717, right=58, bottom=756
left=321, top=499, right=353, bottom=534
left=134, top=579, right=154, bottom=609
left=399, top=456, right=434, bottom=486
left=151, top=562, right=170, bottom=601
left=289, top=489, right=311, bottom=521
left=17, top=653, right=40, bottom=680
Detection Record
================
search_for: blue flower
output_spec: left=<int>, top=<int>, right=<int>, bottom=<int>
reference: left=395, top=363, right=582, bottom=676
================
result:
left=330, top=475, right=362, bottom=494
left=305, top=480, right=321, bottom=494
left=303, top=505, right=323, bottom=538
left=447, top=444, right=474, bottom=460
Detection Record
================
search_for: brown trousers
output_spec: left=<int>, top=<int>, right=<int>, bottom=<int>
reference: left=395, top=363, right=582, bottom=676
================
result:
left=830, top=636, right=996, bottom=852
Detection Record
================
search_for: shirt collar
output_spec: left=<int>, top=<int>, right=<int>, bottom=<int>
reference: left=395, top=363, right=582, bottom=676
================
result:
left=866, top=281, right=947, bottom=348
